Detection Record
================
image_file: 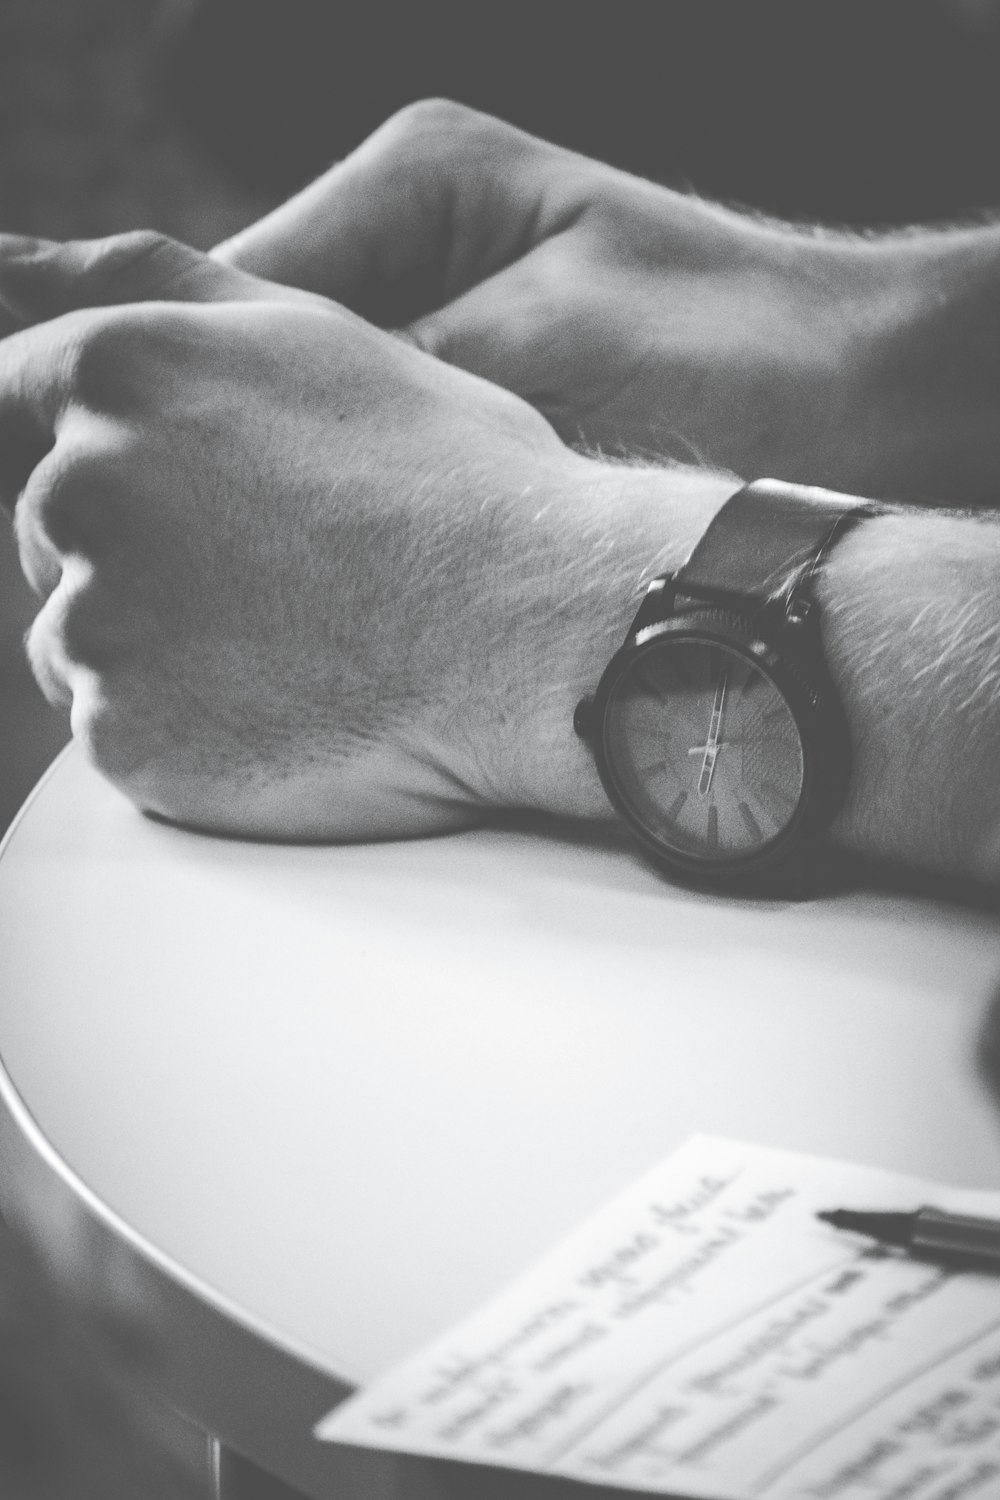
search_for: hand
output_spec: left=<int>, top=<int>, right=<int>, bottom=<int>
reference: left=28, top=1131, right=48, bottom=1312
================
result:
left=4, top=233, right=996, bottom=883
left=0, top=231, right=732, bottom=838
left=213, top=99, right=1000, bottom=506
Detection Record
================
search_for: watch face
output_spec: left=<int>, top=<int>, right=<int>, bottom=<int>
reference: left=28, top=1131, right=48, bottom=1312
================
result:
left=602, top=634, right=806, bottom=868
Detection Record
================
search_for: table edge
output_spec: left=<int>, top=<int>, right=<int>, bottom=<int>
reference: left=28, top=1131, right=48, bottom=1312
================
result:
left=0, top=748, right=377, bottom=1495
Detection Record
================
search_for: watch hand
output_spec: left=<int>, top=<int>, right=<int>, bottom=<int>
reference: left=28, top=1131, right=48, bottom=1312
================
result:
left=697, top=667, right=729, bottom=797
left=688, top=738, right=743, bottom=755
left=697, top=744, right=718, bottom=797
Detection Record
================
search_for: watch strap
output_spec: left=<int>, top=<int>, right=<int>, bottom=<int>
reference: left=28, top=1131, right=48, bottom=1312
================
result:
left=672, top=478, right=879, bottom=610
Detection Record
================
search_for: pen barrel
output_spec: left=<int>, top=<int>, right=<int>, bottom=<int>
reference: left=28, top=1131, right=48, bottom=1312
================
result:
left=912, top=1207, right=1000, bottom=1265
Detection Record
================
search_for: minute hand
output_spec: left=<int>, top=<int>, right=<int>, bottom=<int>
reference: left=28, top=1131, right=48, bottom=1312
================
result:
left=697, top=668, right=729, bottom=797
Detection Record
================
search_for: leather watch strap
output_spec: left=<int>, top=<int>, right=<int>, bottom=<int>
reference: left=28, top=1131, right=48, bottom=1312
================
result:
left=674, top=478, right=877, bottom=609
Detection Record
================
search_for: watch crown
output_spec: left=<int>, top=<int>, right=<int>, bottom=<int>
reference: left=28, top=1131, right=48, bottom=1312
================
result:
left=785, top=595, right=813, bottom=627
left=574, top=697, right=595, bottom=740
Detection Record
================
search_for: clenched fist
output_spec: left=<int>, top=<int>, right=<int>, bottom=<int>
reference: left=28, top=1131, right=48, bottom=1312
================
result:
left=0, top=232, right=728, bottom=838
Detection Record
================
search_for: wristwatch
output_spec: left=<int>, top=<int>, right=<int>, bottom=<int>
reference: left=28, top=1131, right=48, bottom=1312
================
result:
left=574, top=479, right=881, bottom=889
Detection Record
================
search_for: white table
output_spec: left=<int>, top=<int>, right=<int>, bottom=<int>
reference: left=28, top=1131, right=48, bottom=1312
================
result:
left=2, top=746, right=1000, bottom=1498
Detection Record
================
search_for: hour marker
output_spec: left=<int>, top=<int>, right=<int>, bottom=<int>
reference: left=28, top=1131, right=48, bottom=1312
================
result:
left=707, top=804, right=719, bottom=849
left=761, top=781, right=797, bottom=814
left=739, top=672, right=759, bottom=699
left=739, top=801, right=764, bottom=841
left=666, top=790, right=688, bottom=822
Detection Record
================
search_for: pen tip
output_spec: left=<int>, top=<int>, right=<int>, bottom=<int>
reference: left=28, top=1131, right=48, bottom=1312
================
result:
left=815, top=1207, right=915, bottom=1246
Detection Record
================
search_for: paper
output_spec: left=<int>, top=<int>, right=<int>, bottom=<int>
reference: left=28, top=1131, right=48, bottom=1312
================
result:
left=316, top=1137, right=1000, bottom=1499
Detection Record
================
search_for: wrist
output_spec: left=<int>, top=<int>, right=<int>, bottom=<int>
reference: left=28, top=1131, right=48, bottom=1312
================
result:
left=481, top=456, right=737, bottom=821
left=823, top=226, right=1000, bottom=505
left=819, top=509, right=1000, bottom=883
left=471, top=447, right=1000, bottom=887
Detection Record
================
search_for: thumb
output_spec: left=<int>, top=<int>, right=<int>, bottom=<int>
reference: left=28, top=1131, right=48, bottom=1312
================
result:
left=0, top=231, right=326, bottom=325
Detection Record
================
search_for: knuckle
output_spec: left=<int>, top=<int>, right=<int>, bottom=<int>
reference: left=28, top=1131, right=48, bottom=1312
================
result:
left=62, top=307, right=178, bottom=414
left=29, top=568, right=119, bottom=673
left=367, top=99, right=533, bottom=201
left=64, top=313, right=139, bottom=409
left=378, top=97, right=492, bottom=155
left=13, top=502, right=60, bottom=598
left=24, top=610, right=71, bottom=708
left=401, top=315, right=445, bottom=362
left=82, top=230, right=183, bottom=296
left=53, top=654, right=169, bottom=798
left=56, top=588, right=119, bottom=671
left=388, top=96, right=471, bottom=132
left=27, top=441, right=118, bottom=556
left=71, top=681, right=198, bottom=818
left=70, top=694, right=139, bottom=784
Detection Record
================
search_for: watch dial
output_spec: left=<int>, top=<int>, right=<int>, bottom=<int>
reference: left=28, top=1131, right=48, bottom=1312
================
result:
left=604, top=637, right=805, bottom=864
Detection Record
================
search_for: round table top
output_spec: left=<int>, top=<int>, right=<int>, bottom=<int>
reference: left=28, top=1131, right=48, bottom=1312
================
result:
left=2, top=748, right=1000, bottom=1497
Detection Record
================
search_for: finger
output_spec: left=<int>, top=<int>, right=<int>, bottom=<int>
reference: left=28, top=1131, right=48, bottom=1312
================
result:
left=15, top=422, right=127, bottom=576
left=213, top=99, right=570, bottom=326
left=0, top=230, right=325, bottom=326
left=0, top=318, right=71, bottom=513
left=13, top=488, right=62, bottom=597
left=24, top=579, right=77, bottom=708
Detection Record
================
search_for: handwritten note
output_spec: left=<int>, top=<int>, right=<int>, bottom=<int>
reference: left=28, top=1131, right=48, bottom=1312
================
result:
left=316, top=1138, right=1000, bottom=1499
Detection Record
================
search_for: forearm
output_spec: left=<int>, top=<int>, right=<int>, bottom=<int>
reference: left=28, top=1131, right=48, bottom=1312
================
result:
left=656, top=208, right=1000, bottom=508
left=210, top=100, right=1000, bottom=508
left=513, top=460, right=1000, bottom=886
left=821, top=507, right=1000, bottom=881
left=824, top=220, right=1000, bottom=507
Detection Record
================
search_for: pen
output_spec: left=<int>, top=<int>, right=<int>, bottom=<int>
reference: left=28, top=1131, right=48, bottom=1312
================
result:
left=817, top=1205, right=1000, bottom=1269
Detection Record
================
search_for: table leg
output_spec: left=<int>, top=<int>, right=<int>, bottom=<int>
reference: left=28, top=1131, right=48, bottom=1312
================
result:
left=210, top=1439, right=312, bottom=1500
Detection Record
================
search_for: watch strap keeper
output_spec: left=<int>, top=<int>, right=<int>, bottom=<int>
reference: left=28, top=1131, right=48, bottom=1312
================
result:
left=672, top=478, right=881, bottom=611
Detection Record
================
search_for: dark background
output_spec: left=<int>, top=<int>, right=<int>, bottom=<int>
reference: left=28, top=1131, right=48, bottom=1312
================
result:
left=165, top=0, right=1000, bottom=225
left=3, top=0, right=1000, bottom=839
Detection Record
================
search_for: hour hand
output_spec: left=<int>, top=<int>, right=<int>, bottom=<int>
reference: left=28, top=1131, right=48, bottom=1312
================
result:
left=696, top=668, right=729, bottom=796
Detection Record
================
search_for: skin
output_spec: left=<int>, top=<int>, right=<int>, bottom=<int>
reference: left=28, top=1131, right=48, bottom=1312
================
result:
left=0, top=232, right=732, bottom=839
left=215, top=99, right=1000, bottom=508
left=0, top=104, right=997, bottom=883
